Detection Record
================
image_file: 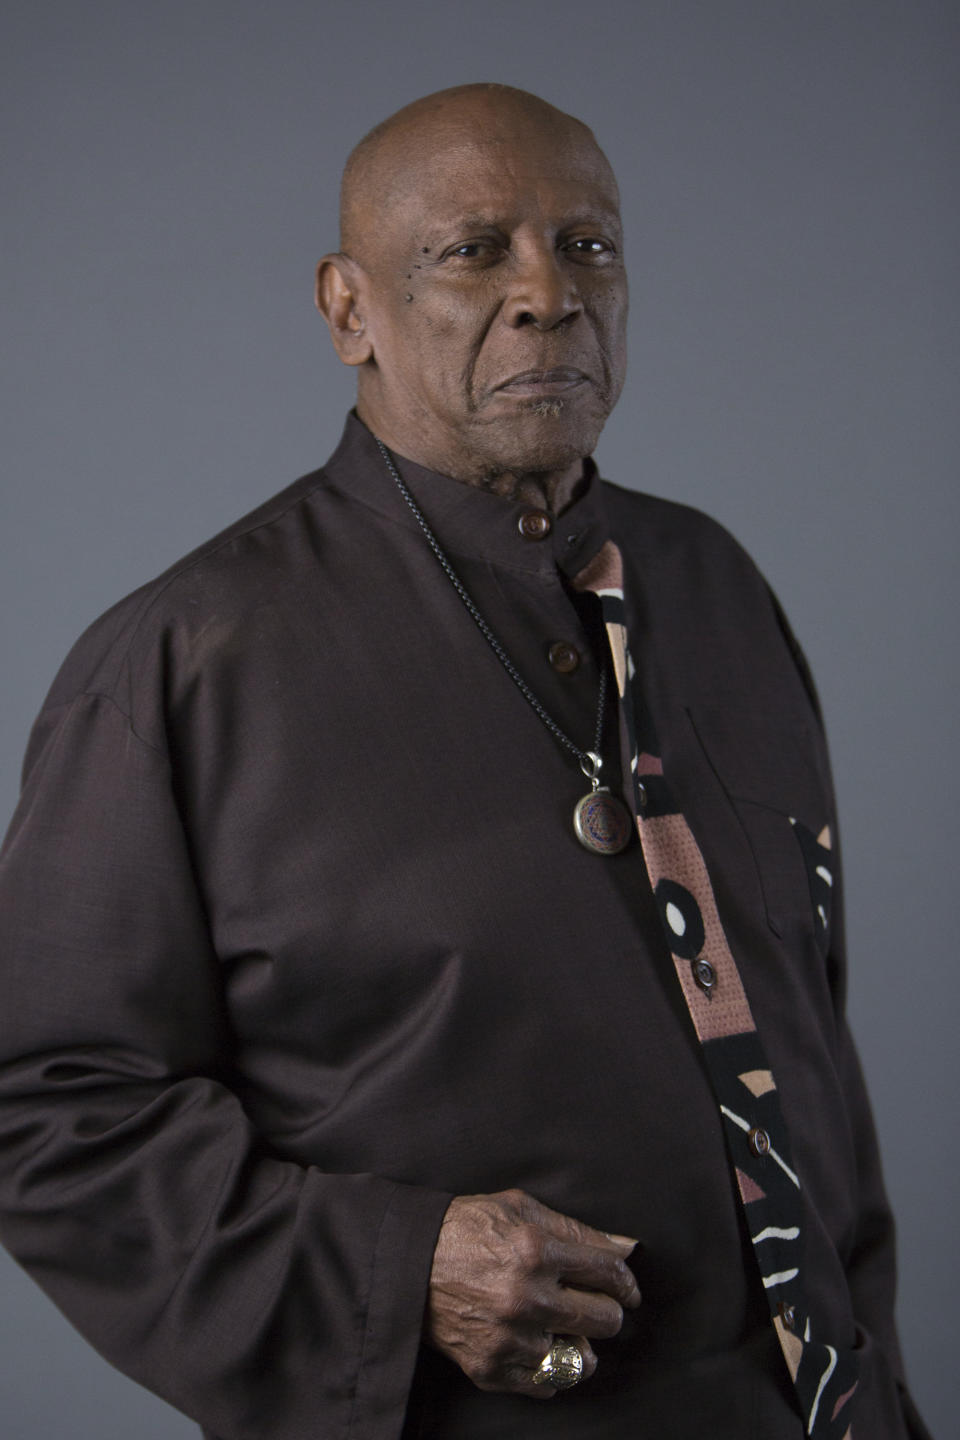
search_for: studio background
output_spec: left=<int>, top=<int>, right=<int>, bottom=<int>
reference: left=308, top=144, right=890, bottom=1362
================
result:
left=1, top=2, right=955, bottom=1435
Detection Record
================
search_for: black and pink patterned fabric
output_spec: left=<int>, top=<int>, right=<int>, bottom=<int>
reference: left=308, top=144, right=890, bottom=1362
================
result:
left=574, top=540, right=860, bottom=1440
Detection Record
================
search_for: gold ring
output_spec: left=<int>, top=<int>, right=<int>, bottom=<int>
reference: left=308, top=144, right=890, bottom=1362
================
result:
left=531, top=1338, right=584, bottom=1390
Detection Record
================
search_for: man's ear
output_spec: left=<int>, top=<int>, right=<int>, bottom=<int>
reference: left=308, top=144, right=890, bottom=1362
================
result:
left=315, top=254, right=373, bottom=366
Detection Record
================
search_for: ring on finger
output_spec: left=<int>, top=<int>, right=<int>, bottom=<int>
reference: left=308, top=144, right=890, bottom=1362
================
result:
left=531, top=1338, right=584, bottom=1390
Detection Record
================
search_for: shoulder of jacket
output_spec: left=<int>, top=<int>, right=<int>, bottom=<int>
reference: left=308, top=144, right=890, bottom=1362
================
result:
left=600, top=480, right=824, bottom=726
left=37, top=463, right=333, bottom=717
left=600, top=478, right=760, bottom=570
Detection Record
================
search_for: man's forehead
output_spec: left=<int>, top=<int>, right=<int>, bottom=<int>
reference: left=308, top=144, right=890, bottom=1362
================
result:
left=340, top=86, right=619, bottom=257
left=371, top=132, right=620, bottom=243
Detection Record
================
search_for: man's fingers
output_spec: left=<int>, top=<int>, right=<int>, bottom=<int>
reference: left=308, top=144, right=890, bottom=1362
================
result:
left=606, top=1231, right=640, bottom=1251
left=521, top=1193, right=640, bottom=1259
left=512, top=1193, right=642, bottom=1308
left=572, top=1336, right=599, bottom=1380
left=425, top=1190, right=641, bottom=1398
left=541, top=1233, right=642, bottom=1310
left=542, top=1285, right=628, bottom=1340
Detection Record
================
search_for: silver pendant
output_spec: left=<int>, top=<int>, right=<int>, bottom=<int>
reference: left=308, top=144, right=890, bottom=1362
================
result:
left=573, top=752, right=633, bottom=855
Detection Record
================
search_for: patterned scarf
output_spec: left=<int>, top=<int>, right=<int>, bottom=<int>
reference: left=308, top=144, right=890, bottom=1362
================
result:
left=574, top=540, right=859, bottom=1440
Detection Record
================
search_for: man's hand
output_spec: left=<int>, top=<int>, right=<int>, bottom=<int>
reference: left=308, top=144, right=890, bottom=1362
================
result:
left=425, top=1188, right=641, bottom=1397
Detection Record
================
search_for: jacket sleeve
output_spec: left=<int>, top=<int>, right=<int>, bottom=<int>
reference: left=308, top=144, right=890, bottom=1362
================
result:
left=832, top=1020, right=932, bottom=1440
left=0, top=690, right=452, bottom=1440
left=771, top=587, right=932, bottom=1440
left=819, top=847, right=932, bottom=1440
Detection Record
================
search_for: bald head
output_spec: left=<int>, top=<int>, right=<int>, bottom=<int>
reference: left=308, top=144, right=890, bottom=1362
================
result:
left=317, top=83, right=627, bottom=496
left=339, top=84, right=616, bottom=263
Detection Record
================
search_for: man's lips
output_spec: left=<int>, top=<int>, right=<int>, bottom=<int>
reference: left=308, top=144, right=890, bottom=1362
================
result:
left=493, top=367, right=589, bottom=397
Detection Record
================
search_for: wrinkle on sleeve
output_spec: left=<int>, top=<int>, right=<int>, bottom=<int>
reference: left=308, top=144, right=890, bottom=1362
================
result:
left=0, top=691, right=451, bottom=1440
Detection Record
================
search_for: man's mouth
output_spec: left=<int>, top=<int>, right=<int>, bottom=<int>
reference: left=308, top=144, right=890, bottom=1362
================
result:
left=494, top=367, right=589, bottom=397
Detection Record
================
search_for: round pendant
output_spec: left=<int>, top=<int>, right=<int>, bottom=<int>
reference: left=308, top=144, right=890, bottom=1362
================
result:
left=573, top=789, right=633, bottom=855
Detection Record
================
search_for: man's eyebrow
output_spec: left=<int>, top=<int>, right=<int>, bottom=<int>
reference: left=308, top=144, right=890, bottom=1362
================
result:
left=561, top=210, right=623, bottom=231
left=416, top=209, right=622, bottom=246
left=417, top=214, right=507, bottom=242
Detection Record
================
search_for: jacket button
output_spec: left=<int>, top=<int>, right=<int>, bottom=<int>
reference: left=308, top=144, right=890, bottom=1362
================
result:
left=693, top=958, right=716, bottom=994
left=518, top=510, right=552, bottom=540
left=778, top=1302, right=797, bottom=1330
left=548, top=641, right=581, bottom=673
left=749, top=1127, right=771, bottom=1157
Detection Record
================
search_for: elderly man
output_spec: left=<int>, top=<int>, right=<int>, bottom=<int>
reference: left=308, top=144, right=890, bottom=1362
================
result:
left=0, top=85, right=928, bottom=1440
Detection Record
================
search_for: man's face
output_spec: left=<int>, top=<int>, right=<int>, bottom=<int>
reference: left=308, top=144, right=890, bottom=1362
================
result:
left=347, top=109, right=628, bottom=484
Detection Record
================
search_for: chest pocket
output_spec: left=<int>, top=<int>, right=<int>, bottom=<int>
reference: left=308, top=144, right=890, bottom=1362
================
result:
left=682, top=705, right=835, bottom=951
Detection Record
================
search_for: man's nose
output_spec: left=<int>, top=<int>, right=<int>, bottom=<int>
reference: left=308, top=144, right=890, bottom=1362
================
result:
left=502, top=247, right=582, bottom=330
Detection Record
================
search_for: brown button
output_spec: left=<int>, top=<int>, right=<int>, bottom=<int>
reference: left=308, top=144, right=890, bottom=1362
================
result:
left=548, top=641, right=581, bottom=674
left=778, top=1302, right=797, bottom=1330
left=748, top=1127, right=771, bottom=1157
left=518, top=509, right=552, bottom=540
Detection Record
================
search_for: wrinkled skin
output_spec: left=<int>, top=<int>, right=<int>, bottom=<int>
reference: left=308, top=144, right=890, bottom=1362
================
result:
left=426, top=1189, right=641, bottom=1398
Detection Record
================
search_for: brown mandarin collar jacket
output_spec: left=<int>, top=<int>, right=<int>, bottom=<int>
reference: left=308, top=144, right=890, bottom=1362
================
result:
left=0, top=415, right=928, bottom=1438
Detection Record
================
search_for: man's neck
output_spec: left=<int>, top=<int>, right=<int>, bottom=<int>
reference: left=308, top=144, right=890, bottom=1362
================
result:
left=353, top=404, right=589, bottom=516
left=463, top=462, right=586, bottom=516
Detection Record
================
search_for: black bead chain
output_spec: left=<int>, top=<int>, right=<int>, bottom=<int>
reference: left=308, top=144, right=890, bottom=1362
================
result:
left=376, top=438, right=607, bottom=768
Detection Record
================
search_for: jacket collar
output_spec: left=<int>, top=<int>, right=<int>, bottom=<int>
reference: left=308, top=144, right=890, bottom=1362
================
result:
left=322, top=411, right=611, bottom=581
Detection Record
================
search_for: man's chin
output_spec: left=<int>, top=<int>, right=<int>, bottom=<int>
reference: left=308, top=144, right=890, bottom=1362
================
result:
left=472, top=404, right=606, bottom=476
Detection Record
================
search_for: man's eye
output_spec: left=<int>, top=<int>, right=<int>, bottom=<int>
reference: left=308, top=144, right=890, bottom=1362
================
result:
left=566, top=238, right=612, bottom=257
left=447, top=241, right=489, bottom=259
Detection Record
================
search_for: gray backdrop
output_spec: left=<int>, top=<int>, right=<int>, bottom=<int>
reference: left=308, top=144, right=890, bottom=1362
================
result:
left=2, top=2, right=956, bottom=1435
